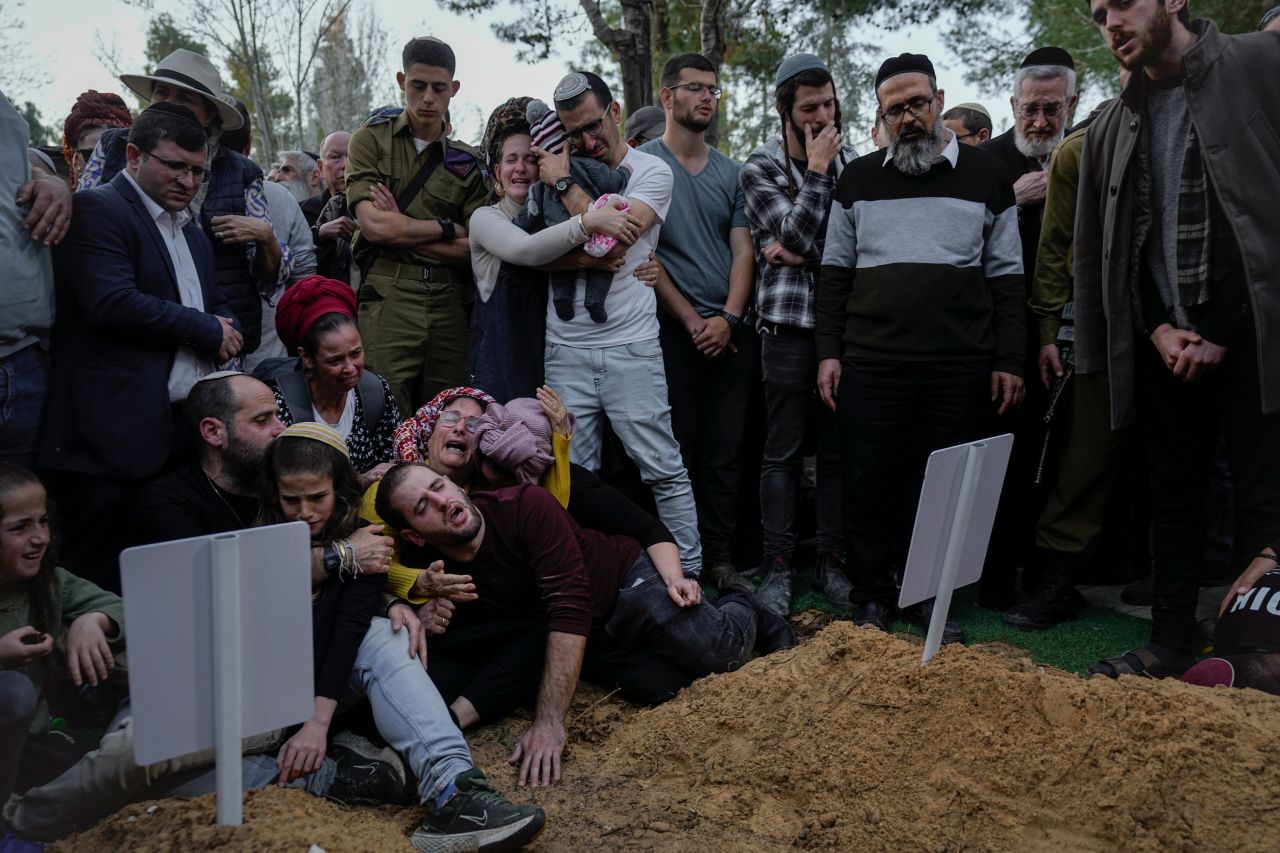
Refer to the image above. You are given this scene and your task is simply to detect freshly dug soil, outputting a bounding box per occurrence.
[57,623,1280,851]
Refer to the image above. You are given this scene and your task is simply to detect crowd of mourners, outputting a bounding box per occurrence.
[2,0,1279,849]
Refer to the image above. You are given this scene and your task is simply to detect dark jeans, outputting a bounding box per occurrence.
[0,344,49,471]
[427,617,547,725]
[758,326,842,558]
[585,554,757,703]
[1139,331,1280,653]
[837,358,991,606]
[659,312,761,566]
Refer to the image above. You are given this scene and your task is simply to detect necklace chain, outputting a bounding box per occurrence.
[205,472,249,528]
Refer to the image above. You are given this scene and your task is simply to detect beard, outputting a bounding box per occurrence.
[279,178,312,204]
[427,492,483,546]
[223,427,269,492]
[1118,3,1174,71]
[887,119,946,176]
[1014,124,1064,160]
[674,105,713,134]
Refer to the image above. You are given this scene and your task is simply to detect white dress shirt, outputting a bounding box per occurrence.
[123,170,212,402]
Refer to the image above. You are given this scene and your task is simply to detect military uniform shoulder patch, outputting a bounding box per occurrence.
[362,105,404,128]
[444,145,480,178]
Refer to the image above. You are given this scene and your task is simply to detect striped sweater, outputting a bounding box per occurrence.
[816,136,1026,376]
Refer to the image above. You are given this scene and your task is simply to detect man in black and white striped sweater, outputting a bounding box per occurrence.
[815,53,1025,641]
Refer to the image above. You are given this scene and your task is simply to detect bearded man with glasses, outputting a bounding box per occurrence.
[816,53,1025,641]
[532,71,704,582]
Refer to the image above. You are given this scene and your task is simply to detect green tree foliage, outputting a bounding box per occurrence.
[437,0,887,158]
[19,101,56,147]
[881,0,1277,99]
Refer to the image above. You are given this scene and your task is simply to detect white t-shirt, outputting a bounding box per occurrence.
[544,145,672,348]
[313,388,356,440]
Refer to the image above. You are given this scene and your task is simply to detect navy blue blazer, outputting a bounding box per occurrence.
[39,172,236,478]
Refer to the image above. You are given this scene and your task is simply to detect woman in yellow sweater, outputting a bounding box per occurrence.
[361,385,572,603]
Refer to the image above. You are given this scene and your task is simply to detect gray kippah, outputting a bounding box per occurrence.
[625,105,665,142]
[554,72,591,103]
[773,53,829,90]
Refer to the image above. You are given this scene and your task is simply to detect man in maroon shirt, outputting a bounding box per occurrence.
[376,462,792,787]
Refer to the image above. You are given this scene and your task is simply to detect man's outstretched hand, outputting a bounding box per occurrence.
[507,719,565,787]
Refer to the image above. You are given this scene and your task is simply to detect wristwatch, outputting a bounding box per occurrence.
[439,217,456,241]
[719,310,744,331]
[554,175,579,195]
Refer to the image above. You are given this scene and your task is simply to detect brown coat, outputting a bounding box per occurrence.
[1074,20,1280,427]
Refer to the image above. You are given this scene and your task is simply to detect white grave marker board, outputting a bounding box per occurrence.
[898,434,1014,662]
[120,522,314,765]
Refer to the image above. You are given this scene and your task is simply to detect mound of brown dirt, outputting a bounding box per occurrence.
[56,623,1280,852]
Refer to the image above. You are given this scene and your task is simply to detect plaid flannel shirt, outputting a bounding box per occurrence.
[741,137,856,329]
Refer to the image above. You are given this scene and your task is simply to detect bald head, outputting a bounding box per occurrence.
[320,131,352,194]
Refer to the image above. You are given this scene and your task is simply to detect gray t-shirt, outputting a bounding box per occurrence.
[0,92,55,358]
[640,140,749,317]
[1144,82,1192,325]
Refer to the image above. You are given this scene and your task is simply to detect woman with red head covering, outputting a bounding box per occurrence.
[61,91,132,187]
[269,275,400,482]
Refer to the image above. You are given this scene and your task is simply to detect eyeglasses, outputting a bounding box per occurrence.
[668,82,723,100]
[565,110,611,144]
[76,147,96,161]
[437,410,481,430]
[880,96,935,124]
[1017,102,1065,119]
[954,132,976,141]
[144,151,208,180]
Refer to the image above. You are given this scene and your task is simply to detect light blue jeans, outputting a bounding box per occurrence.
[4,620,473,840]
[347,616,474,802]
[544,337,703,575]
[161,618,474,804]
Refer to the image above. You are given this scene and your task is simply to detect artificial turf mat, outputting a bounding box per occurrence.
[787,577,1152,676]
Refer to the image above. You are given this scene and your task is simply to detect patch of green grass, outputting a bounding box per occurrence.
[764,575,1149,675]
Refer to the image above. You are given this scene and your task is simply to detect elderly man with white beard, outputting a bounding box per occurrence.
[974,47,1079,610]
[815,52,1025,641]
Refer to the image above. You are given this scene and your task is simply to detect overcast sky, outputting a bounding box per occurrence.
[8,0,1073,153]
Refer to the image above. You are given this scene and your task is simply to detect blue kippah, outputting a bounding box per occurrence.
[773,54,829,90]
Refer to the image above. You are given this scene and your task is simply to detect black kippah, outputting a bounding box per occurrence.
[1021,47,1074,70]
[142,101,204,129]
[875,53,936,89]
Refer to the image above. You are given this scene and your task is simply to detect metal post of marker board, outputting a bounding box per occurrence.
[211,533,243,826]
[120,521,313,832]
[921,443,986,665]
[897,433,1013,666]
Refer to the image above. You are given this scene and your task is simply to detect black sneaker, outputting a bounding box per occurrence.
[703,561,756,597]
[1001,573,1080,630]
[327,731,413,806]
[900,599,965,644]
[412,768,546,852]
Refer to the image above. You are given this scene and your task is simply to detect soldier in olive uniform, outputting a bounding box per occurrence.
[345,37,488,411]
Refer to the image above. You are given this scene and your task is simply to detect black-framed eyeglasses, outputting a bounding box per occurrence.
[144,151,208,180]
[437,410,481,430]
[565,110,611,144]
[954,132,976,141]
[668,82,723,100]
[1017,101,1065,119]
[76,147,96,161]
[881,96,935,124]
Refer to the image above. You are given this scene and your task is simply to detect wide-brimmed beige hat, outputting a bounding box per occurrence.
[120,49,243,131]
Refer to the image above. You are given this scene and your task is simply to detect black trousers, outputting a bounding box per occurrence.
[45,403,194,593]
[659,312,761,566]
[1139,327,1280,653]
[837,359,991,606]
